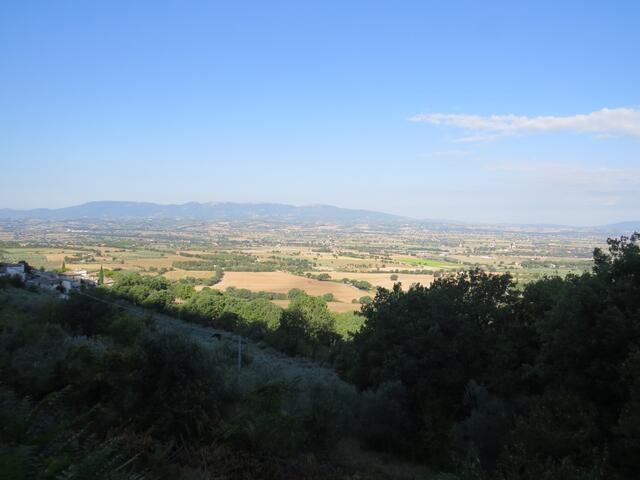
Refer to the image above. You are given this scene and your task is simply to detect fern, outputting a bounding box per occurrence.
[0,386,144,480]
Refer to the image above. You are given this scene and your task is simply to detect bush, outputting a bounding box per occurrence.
[0,274,25,289]
[358,381,412,454]
[358,295,373,305]
[115,332,231,443]
[108,314,145,345]
[287,288,306,300]
[53,292,115,336]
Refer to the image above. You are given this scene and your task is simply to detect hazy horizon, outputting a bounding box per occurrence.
[2,198,639,228]
[1,1,639,225]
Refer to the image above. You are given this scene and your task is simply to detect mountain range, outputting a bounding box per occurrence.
[0,201,638,235]
[0,201,405,224]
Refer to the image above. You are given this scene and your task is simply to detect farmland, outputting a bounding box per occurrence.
[397,256,459,268]
[211,271,366,309]
[0,213,636,480]
[0,216,608,311]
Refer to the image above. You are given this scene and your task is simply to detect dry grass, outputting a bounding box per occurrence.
[125,256,178,269]
[326,301,361,312]
[271,299,290,309]
[43,252,72,262]
[211,271,364,304]
[163,269,215,280]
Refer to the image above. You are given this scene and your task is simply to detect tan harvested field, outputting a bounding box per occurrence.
[124,256,179,269]
[329,272,434,290]
[211,271,366,304]
[163,269,214,280]
[325,258,379,269]
[326,301,361,312]
[43,252,73,262]
[271,300,290,309]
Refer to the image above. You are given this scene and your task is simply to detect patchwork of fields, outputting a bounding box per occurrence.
[1,219,599,313]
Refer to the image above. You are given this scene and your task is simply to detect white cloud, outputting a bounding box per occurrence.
[410,107,640,140]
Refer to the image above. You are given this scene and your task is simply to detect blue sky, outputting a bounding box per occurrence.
[1,1,638,225]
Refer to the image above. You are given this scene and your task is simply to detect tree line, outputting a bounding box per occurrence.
[335,234,640,479]
[174,251,313,273]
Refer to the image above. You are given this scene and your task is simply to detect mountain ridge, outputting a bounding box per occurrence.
[0,201,407,224]
[0,201,638,234]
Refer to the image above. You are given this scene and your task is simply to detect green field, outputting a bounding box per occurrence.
[0,248,58,269]
[118,249,167,258]
[398,257,459,268]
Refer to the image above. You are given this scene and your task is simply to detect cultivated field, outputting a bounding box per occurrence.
[1,217,604,313]
[163,269,216,280]
[1,247,90,270]
[396,257,459,268]
[211,271,367,304]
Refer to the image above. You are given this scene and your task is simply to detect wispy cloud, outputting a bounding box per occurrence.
[410,107,640,141]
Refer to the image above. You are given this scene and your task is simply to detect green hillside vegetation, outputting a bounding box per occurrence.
[105,271,361,358]
[0,287,367,479]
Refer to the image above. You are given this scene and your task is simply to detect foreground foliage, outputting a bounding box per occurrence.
[0,288,365,479]
[340,234,640,479]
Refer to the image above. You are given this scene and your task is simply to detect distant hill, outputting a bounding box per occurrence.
[0,201,638,235]
[589,221,640,236]
[0,201,407,224]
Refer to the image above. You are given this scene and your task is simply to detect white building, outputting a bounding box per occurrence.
[59,270,97,290]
